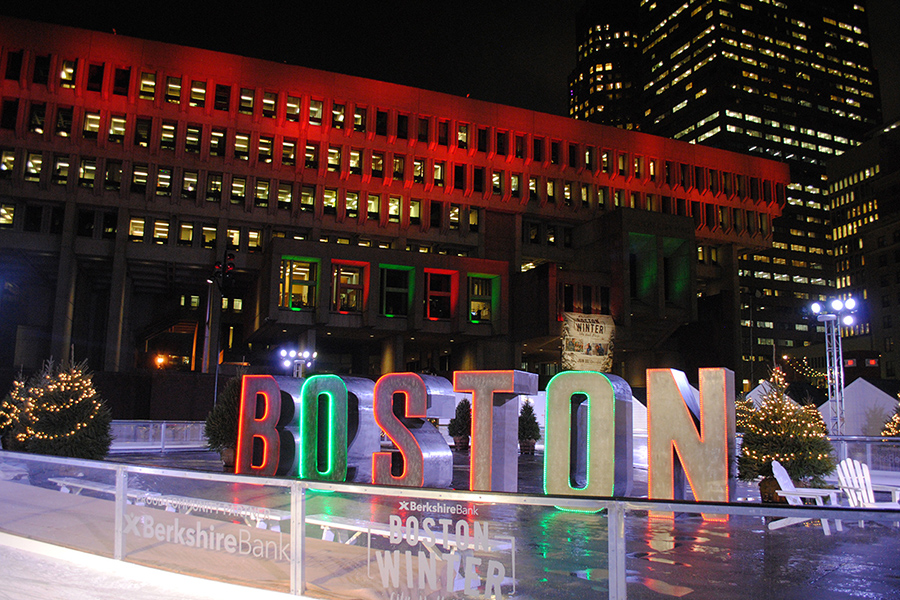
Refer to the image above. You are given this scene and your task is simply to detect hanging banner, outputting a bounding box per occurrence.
[562,313,615,372]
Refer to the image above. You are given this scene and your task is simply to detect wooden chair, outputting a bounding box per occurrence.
[769,460,842,535]
[836,458,900,527]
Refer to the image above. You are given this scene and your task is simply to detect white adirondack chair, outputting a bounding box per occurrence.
[836,458,900,527]
[769,460,842,535]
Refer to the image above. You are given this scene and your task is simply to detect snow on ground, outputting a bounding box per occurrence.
[0,533,298,600]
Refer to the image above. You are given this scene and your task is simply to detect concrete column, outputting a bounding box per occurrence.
[103,209,131,371]
[380,335,404,375]
[50,201,78,362]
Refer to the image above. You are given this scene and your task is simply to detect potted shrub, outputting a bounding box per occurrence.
[448,398,471,452]
[205,375,243,471]
[738,369,835,502]
[518,400,541,455]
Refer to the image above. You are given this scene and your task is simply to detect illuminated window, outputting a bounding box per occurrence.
[372,152,384,178]
[280,258,318,310]
[309,99,323,125]
[226,228,240,249]
[286,95,300,121]
[185,125,201,153]
[55,106,73,137]
[248,229,262,251]
[234,133,250,160]
[82,111,100,140]
[128,217,145,242]
[305,143,319,169]
[492,171,502,195]
[28,103,45,134]
[457,123,468,149]
[426,271,453,319]
[332,264,364,312]
[210,128,225,156]
[354,106,366,132]
[449,203,460,230]
[511,174,521,198]
[262,92,277,118]
[255,179,269,208]
[282,139,296,166]
[258,136,273,163]
[469,277,494,322]
[393,155,405,179]
[346,191,359,219]
[367,194,380,220]
[108,115,126,144]
[206,172,223,202]
[153,220,169,244]
[60,60,77,89]
[277,182,292,210]
[469,207,479,232]
[327,146,341,171]
[156,167,172,196]
[0,203,13,228]
[381,267,411,317]
[409,199,421,225]
[388,196,401,223]
[434,161,444,186]
[79,157,95,188]
[160,121,176,150]
[200,225,216,248]
[323,188,337,215]
[230,176,246,204]
[332,103,345,129]
[413,159,425,183]
[239,88,254,114]
[300,185,315,212]
[181,170,198,199]
[189,80,206,107]
[52,154,68,185]
[165,76,181,103]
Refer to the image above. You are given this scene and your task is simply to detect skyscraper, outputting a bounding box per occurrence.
[570,0,882,388]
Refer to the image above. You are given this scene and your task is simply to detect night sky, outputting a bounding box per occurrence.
[2,0,898,121]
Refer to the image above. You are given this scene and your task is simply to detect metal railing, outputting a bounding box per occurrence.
[109,420,207,453]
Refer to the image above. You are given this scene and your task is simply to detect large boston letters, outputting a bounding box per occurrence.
[236,368,735,503]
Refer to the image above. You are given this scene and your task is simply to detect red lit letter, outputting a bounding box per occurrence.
[235,375,283,476]
[372,373,427,487]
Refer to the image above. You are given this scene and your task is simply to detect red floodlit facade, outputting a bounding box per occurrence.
[0,17,788,410]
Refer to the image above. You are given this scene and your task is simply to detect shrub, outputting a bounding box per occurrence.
[205,375,243,453]
[447,398,471,438]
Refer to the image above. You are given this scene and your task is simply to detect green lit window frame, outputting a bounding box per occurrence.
[379,264,414,318]
[468,274,498,323]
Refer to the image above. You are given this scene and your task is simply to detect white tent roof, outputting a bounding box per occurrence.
[819,378,899,436]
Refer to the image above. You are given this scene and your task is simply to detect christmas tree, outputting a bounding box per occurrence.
[1,360,112,459]
[518,401,541,442]
[205,375,243,453]
[738,368,835,485]
[881,395,900,437]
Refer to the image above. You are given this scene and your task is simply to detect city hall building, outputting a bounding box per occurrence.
[0,17,789,409]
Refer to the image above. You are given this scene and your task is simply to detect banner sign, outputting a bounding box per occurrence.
[562,313,615,372]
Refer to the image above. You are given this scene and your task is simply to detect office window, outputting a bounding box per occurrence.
[210,128,226,156]
[323,188,337,215]
[160,121,177,150]
[497,131,511,156]
[469,208,479,233]
[430,201,442,229]
[454,164,466,190]
[156,167,172,196]
[32,54,50,85]
[282,139,296,167]
[438,121,449,146]
[238,88,255,115]
[367,194,381,220]
[372,152,384,178]
[0,99,17,131]
[258,136,273,163]
[332,103,345,129]
[413,159,425,184]
[226,228,240,250]
[492,171,502,195]
[277,182,292,210]
[457,123,468,149]
[354,106,366,132]
[473,167,484,193]
[165,76,181,103]
[214,84,230,111]
[108,115,126,143]
[181,170,198,199]
[426,271,453,320]
[23,152,41,182]
[185,125,201,153]
[178,222,193,247]
[348,149,362,175]
[397,114,409,139]
[393,155,405,179]
[0,203,13,228]
[280,258,318,310]
[206,172,223,202]
[569,144,578,168]
[346,191,359,219]
[189,80,206,107]
[388,196,401,223]
[449,204,460,230]
[86,63,104,92]
[262,91,277,118]
[0,149,14,179]
[234,133,250,160]
[511,174,521,198]
[300,185,315,212]
[327,146,341,171]
[533,137,543,162]
[231,176,246,204]
[376,110,388,136]
[55,106,73,137]
[60,60,77,88]
[477,128,488,152]
[332,264,364,312]
[305,143,319,169]
[152,220,169,244]
[28,103,45,134]
[286,95,300,121]
[138,72,155,99]
[128,218,145,242]
[381,267,411,317]
[418,117,429,142]
[201,226,216,248]
[255,179,270,208]
[469,277,493,322]
[104,160,122,190]
[515,135,525,159]
[79,158,96,188]
[131,117,150,148]
[434,161,444,186]
[110,67,130,96]
[82,111,100,140]
[309,99,323,125]
[52,154,69,185]
[409,199,421,225]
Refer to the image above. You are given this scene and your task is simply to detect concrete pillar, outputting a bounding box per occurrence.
[380,335,404,375]
[103,209,130,371]
[50,201,77,362]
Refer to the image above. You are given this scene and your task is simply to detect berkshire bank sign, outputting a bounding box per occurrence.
[235,367,737,504]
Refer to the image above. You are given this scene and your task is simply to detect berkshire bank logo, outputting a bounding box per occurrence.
[397,500,479,516]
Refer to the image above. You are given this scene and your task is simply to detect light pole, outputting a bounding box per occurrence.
[811,297,858,435]
[279,347,317,378]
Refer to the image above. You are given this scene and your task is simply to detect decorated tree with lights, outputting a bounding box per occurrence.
[738,368,835,486]
[881,396,900,437]
[1,360,112,459]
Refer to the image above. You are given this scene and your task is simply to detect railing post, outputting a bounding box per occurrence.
[114,467,127,560]
[291,481,306,595]
[607,502,627,600]
[160,422,167,453]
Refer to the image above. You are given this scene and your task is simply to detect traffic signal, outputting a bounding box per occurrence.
[224,253,235,281]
